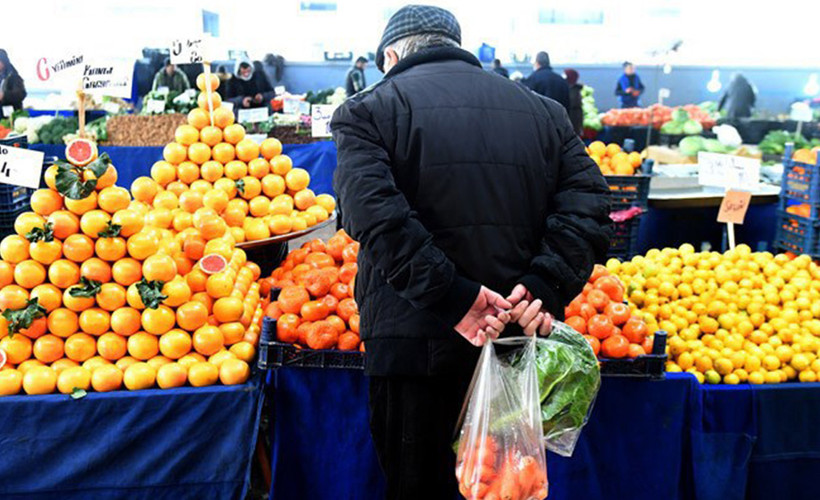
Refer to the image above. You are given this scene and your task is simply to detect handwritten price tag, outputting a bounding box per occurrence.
[82,59,134,98]
[238,107,269,124]
[0,145,45,189]
[282,98,301,115]
[717,190,752,224]
[170,37,206,64]
[698,152,760,190]
[311,104,338,138]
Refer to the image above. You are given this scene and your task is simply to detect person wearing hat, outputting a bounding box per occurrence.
[331,5,610,498]
[523,51,570,112]
[345,56,369,97]
[151,58,190,93]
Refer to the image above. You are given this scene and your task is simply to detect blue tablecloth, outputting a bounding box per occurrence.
[0,378,264,499]
[29,141,337,196]
[266,369,820,500]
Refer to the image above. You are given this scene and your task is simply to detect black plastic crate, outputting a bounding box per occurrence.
[0,137,34,237]
[258,316,364,370]
[599,331,667,379]
[606,175,651,212]
[773,210,820,257]
[244,242,288,278]
[608,214,642,261]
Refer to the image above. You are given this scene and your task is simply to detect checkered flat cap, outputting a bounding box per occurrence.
[376,5,461,71]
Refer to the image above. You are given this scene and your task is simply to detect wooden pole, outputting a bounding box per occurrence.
[77,83,86,139]
[203,61,215,127]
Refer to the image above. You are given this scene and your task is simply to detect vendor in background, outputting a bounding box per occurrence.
[345,57,368,97]
[564,68,584,136]
[615,61,644,108]
[492,59,509,78]
[719,73,756,119]
[226,61,268,109]
[0,49,26,118]
[523,51,570,112]
[152,59,191,93]
[215,65,232,99]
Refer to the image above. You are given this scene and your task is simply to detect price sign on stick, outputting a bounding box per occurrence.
[0,145,45,189]
[311,104,338,138]
[717,190,751,225]
[81,59,133,98]
[238,107,269,124]
[169,37,207,64]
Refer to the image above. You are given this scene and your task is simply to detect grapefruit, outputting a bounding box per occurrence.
[65,138,98,167]
[199,254,227,275]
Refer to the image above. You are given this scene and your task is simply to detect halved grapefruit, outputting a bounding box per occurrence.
[65,138,98,167]
[199,254,227,275]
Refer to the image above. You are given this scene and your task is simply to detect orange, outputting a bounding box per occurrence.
[44,164,59,190]
[227,198,249,214]
[193,325,224,356]
[306,205,329,223]
[222,124,245,144]
[96,283,127,312]
[219,358,250,385]
[62,285,95,312]
[131,177,159,203]
[178,352,206,369]
[187,142,211,165]
[112,209,144,237]
[32,334,63,363]
[0,335,32,364]
[127,332,159,360]
[199,125,223,147]
[0,369,22,395]
[235,139,260,162]
[269,214,293,235]
[152,191,179,211]
[606,143,622,157]
[90,364,123,392]
[96,332,127,361]
[127,232,160,260]
[146,355,171,370]
[0,284,29,310]
[97,186,131,214]
[175,124,200,146]
[294,189,316,211]
[64,192,97,216]
[83,356,112,373]
[145,208,173,229]
[95,236,126,262]
[187,107,210,129]
[203,189,230,214]
[50,358,79,374]
[237,176,261,200]
[30,284,62,312]
[270,194,294,216]
[163,142,188,164]
[225,160,248,180]
[271,155,292,176]
[178,190,203,214]
[151,160,177,186]
[190,179,213,194]
[197,216,227,241]
[0,234,30,264]
[206,272,233,298]
[198,91,222,110]
[219,322,245,345]
[260,138,283,160]
[243,219,270,241]
[87,165,118,190]
[315,194,336,213]
[14,260,46,289]
[162,279,192,307]
[229,341,255,363]
[201,161,225,183]
[48,260,80,289]
[141,305,176,335]
[61,234,94,262]
[22,365,57,394]
[47,211,80,240]
[0,261,12,288]
[212,142,236,164]
[214,178,238,198]
[213,297,244,323]
[208,349,237,368]
[186,267,209,294]
[31,188,64,216]
[110,307,141,337]
[188,361,219,387]
[123,362,156,390]
[48,309,80,338]
[14,212,45,237]
[112,258,143,287]
[80,257,112,283]
[56,366,91,394]
[159,329,192,359]
[249,197,270,218]
[248,158,270,178]
[261,174,286,198]
[156,362,188,389]
[142,254,177,282]
[212,107,235,128]
[64,332,97,362]
[79,308,111,336]
[172,211,194,232]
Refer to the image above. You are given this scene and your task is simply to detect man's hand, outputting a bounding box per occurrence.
[625,87,634,93]
[242,96,252,108]
[506,284,553,337]
[253,93,263,103]
[0,91,4,101]
[455,286,512,346]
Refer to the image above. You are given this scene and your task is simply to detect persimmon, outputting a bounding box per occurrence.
[588,263,609,283]
[330,283,350,300]
[586,289,610,312]
[338,263,357,285]
[628,344,646,358]
[349,314,360,334]
[301,300,329,322]
[296,321,313,345]
[604,302,631,327]
[265,301,283,319]
[601,334,629,358]
[565,315,587,335]
[594,276,624,303]
[583,335,601,356]
[338,332,360,351]
[305,252,335,269]
[306,320,339,350]
[342,243,359,263]
[587,314,614,340]
[337,298,358,323]
[276,313,300,343]
[278,286,310,314]
[326,234,347,262]
[322,294,339,313]
[623,317,648,344]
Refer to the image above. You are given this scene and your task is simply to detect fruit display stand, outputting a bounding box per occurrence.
[0,375,264,498]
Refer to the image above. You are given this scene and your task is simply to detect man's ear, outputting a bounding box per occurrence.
[383,48,399,72]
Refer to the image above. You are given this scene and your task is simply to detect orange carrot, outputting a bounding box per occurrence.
[518,456,538,495]
[499,460,520,500]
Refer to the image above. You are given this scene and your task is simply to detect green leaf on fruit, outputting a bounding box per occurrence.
[26,222,55,243]
[68,277,103,298]
[2,298,46,337]
[136,278,167,309]
[97,222,122,238]
[70,388,87,399]
[234,178,245,195]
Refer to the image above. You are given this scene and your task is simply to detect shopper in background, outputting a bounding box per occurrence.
[226,61,267,109]
[151,59,190,93]
[0,49,27,118]
[719,73,756,119]
[492,58,509,78]
[523,51,570,111]
[215,65,232,99]
[615,61,644,108]
[252,60,274,95]
[564,68,584,135]
[331,5,611,499]
[261,53,285,88]
[345,56,369,97]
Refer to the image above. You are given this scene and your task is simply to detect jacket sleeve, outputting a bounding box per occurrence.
[152,72,161,91]
[519,105,612,318]
[331,98,481,327]
[179,71,191,90]
[614,76,625,96]
[635,75,645,92]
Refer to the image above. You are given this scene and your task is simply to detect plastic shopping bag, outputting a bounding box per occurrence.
[455,337,548,500]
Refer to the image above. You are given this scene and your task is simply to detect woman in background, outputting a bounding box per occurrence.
[564,68,584,136]
[0,49,26,119]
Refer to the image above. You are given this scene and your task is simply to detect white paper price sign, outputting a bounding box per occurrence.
[169,37,207,64]
[0,145,45,189]
[698,152,760,190]
[34,53,85,86]
[238,107,269,124]
[81,59,134,98]
[1,106,13,118]
[144,99,166,114]
[311,104,338,138]
[274,85,286,96]
[791,102,813,122]
[283,98,301,115]
[298,101,312,116]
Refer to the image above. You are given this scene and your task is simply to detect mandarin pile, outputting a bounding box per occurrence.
[586,141,642,176]
[610,244,820,384]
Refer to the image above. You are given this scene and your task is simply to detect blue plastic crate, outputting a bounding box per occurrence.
[606,174,651,212]
[608,214,642,261]
[779,144,820,218]
[773,210,820,257]
[0,136,34,237]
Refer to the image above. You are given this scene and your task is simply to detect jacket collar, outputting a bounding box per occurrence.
[383,46,481,80]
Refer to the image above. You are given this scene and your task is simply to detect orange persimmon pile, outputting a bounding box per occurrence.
[262,230,361,351]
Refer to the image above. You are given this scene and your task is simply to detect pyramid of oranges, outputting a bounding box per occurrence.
[0,72,315,396]
[147,72,336,243]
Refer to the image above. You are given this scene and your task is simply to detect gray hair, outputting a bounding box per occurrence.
[385,32,458,60]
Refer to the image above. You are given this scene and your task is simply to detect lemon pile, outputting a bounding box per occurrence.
[609,244,820,384]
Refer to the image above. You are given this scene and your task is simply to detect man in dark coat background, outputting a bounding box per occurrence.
[331,5,611,499]
[523,51,570,111]
[719,73,756,119]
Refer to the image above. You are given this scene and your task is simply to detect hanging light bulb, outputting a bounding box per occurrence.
[707,70,722,93]
[805,74,820,96]
[663,63,672,74]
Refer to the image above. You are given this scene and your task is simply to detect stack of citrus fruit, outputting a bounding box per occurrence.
[609,244,820,384]
[586,141,642,176]
[564,264,654,360]
[261,231,362,351]
[144,72,336,244]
